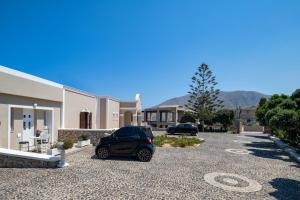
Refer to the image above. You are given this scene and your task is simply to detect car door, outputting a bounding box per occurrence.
[176,124,184,134]
[184,124,192,134]
[110,127,140,155]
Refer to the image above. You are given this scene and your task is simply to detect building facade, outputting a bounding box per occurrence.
[143,105,186,129]
[235,106,264,132]
[0,66,142,150]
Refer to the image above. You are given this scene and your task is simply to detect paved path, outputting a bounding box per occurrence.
[0,132,299,199]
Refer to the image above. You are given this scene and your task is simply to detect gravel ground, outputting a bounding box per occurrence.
[0,132,299,200]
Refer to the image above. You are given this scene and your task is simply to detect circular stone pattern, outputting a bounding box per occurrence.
[204,172,262,193]
[225,149,252,155]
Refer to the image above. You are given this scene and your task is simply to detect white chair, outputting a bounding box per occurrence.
[39,132,50,154]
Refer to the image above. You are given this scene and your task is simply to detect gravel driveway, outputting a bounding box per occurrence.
[0,132,299,199]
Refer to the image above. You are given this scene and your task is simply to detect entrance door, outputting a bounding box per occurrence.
[22,109,34,146]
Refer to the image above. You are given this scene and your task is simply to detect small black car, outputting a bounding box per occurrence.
[166,123,198,136]
[95,126,155,162]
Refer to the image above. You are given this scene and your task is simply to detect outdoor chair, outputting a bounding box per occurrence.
[19,141,29,151]
[38,132,50,154]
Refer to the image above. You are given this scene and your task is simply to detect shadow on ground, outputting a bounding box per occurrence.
[91,155,138,162]
[245,142,294,163]
[245,134,270,140]
[269,178,300,200]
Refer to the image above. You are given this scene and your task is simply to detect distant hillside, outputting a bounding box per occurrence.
[157,91,270,109]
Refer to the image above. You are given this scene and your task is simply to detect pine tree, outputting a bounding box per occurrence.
[186,63,224,127]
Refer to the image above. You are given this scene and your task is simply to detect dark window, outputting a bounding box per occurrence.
[184,124,192,127]
[115,127,130,137]
[140,127,153,138]
[177,124,185,128]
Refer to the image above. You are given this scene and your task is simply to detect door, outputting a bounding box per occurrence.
[110,127,140,155]
[176,124,185,134]
[22,109,34,146]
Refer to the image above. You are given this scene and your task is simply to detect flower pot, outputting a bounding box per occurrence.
[47,148,61,156]
[77,139,91,148]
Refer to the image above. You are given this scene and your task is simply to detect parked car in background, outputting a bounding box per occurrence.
[167,123,198,136]
[95,126,155,162]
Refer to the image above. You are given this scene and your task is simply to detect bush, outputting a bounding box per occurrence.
[273,129,287,140]
[269,109,299,132]
[62,139,74,150]
[78,135,88,141]
[153,135,203,147]
[212,109,234,131]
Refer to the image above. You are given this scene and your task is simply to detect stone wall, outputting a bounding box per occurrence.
[0,155,59,168]
[58,129,116,146]
[243,124,264,132]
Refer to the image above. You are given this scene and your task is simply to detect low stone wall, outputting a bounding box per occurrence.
[58,129,116,146]
[0,155,59,168]
[243,124,264,132]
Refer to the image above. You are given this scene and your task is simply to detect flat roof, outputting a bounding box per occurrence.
[0,65,63,88]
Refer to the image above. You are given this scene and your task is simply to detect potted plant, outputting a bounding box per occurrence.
[47,143,61,156]
[57,139,74,168]
[77,135,90,147]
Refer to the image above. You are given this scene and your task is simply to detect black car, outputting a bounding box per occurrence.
[95,126,155,162]
[166,123,198,136]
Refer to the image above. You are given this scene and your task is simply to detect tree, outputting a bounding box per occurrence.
[278,99,297,110]
[256,98,268,126]
[269,109,299,141]
[186,63,224,129]
[213,109,234,131]
[255,90,300,144]
[180,112,196,123]
[265,94,289,110]
[291,89,300,108]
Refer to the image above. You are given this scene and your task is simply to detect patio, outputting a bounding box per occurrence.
[0,132,299,199]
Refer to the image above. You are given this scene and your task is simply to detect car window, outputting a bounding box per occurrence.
[141,127,153,138]
[115,127,140,137]
[184,124,192,128]
[115,127,130,137]
[177,124,185,128]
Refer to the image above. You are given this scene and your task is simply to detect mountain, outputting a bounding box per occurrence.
[156,91,270,109]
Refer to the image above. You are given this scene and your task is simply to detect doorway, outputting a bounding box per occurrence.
[22,109,34,146]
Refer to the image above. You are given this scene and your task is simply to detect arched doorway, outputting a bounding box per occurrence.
[124,111,133,126]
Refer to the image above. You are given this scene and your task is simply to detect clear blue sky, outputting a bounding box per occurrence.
[1,0,299,107]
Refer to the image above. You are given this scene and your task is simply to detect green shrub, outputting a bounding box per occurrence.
[153,135,203,147]
[273,129,287,140]
[62,139,74,150]
[78,135,88,141]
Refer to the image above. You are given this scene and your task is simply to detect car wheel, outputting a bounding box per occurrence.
[169,130,175,135]
[191,131,197,136]
[137,148,152,162]
[96,147,110,159]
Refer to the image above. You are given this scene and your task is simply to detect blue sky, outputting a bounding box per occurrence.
[0,0,299,107]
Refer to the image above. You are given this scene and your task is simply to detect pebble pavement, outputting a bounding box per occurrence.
[0,132,299,199]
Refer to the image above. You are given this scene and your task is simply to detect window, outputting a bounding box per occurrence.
[160,112,167,122]
[146,112,157,122]
[115,127,138,137]
[10,108,14,132]
[177,124,185,128]
[146,112,151,121]
[184,124,192,128]
[80,112,92,129]
[44,111,47,126]
[167,112,173,122]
